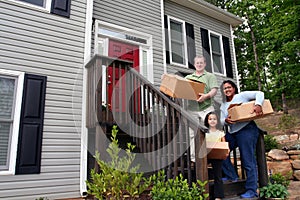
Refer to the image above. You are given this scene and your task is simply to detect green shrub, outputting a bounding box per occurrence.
[264,134,279,152]
[150,170,209,200]
[86,125,151,200]
[259,183,288,199]
[270,172,291,188]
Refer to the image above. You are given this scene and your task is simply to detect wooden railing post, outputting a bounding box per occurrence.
[256,129,268,187]
[195,128,208,190]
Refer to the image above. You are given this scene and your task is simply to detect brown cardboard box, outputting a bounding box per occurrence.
[159,74,205,100]
[206,142,229,160]
[228,99,274,122]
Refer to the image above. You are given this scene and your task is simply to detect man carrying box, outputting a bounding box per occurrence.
[185,55,219,163]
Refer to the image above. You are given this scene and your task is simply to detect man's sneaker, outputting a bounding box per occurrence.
[240,191,258,199]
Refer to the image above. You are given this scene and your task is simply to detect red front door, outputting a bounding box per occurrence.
[107,40,140,112]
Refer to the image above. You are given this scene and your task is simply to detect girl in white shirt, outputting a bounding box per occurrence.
[204,112,225,200]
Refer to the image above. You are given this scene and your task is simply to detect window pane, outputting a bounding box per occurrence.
[0,122,11,167]
[212,54,223,74]
[0,76,15,169]
[171,42,184,64]
[211,35,221,53]
[0,77,15,119]
[17,0,45,7]
[170,21,183,42]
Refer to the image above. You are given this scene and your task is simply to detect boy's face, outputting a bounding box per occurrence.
[194,58,206,72]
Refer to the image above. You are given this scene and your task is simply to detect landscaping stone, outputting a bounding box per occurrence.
[288,181,300,200]
[294,170,300,181]
[288,150,300,155]
[268,149,289,160]
[290,155,300,160]
[267,160,293,177]
[292,160,300,169]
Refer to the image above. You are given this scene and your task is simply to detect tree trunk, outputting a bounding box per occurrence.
[278,67,288,114]
[247,14,262,91]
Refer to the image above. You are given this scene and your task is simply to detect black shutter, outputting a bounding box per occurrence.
[222,36,233,78]
[51,0,71,18]
[200,28,212,72]
[16,74,47,174]
[185,22,196,69]
[164,15,170,64]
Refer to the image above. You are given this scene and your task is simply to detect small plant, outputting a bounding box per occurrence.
[264,134,279,152]
[86,125,151,200]
[150,170,208,200]
[269,172,291,188]
[260,172,290,199]
[259,183,288,199]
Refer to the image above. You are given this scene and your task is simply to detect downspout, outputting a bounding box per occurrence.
[230,25,240,91]
[80,0,93,196]
[161,0,167,74]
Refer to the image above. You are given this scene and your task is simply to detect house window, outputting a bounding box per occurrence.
[209,31,225,75]
[167,16,188,67]
[0,70,24,174]
[17,0,45,7]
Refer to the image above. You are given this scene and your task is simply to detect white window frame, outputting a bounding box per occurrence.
[0,69,24,175]
[208,30,226,76]
[167,16,188,68]
[6,0,52,12]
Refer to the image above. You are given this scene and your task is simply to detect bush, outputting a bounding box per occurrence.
[86,125,151,200]
[270,172,291,188]
[150,170,209,200]
[264,134,279,152]
[259,183,288,199]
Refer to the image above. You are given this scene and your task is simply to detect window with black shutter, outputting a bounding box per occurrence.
[201,28,233,77]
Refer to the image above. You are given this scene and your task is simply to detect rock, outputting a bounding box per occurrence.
[290,155,300,160]
[289,144,300,150]
[292,160,300,170]
[287,150,300,155]
[267,160,293,177]
[288,181,300,200]
[274,134,290,144]
[293,170,300,181]
[268,149,289,160]
[290,134,299,140]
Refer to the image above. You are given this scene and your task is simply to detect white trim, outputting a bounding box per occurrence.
[167,16,189,68]
[2,0,51,12]
[208,30,226,76]
[0,69,24,176]
[161,0,167,74]
[230,25,240,90]
[80,0,93,196]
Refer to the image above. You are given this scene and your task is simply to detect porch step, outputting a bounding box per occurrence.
[209,179,247,199]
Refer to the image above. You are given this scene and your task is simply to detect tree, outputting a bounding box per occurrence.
[205,0,300,112]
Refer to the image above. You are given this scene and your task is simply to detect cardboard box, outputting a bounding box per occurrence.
[159,74,205,100]
[228,99,274,122]
[206,142,229,160]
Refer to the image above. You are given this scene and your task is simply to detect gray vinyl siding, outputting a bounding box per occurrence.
[0,0,86,199]
[93,0,164,85]
[164,0,238,104]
